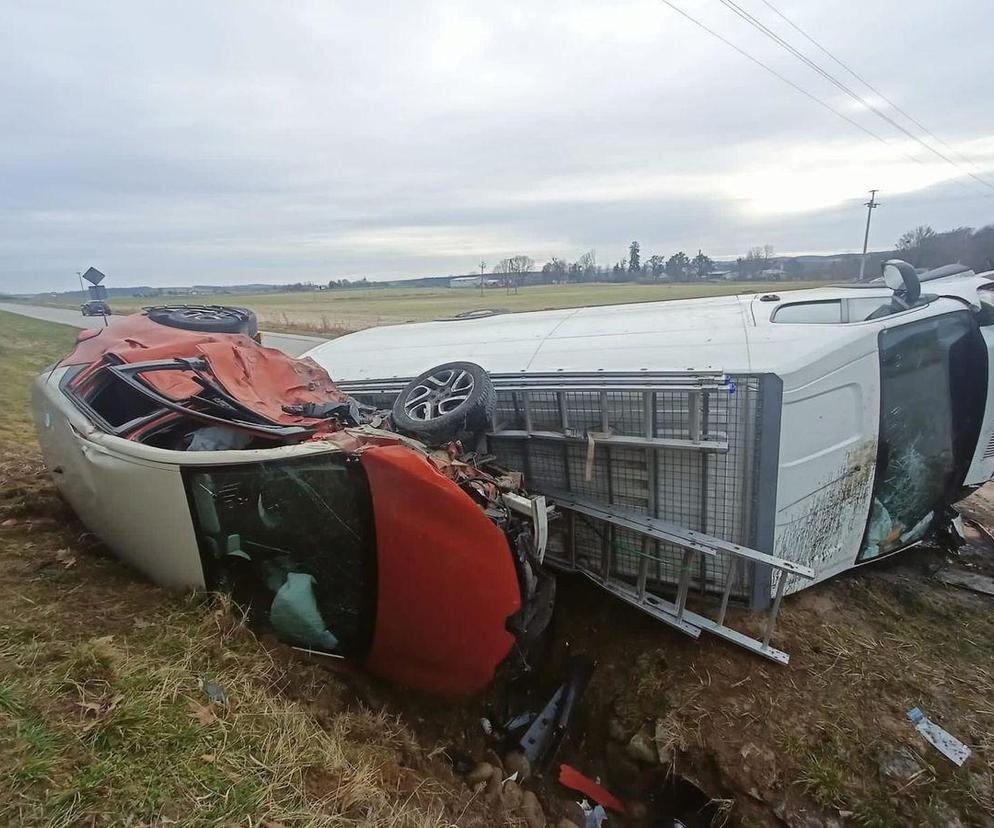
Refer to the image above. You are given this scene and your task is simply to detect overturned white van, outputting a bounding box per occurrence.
[306,261,994,663]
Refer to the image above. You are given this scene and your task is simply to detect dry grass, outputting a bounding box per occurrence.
[0,591,463,826]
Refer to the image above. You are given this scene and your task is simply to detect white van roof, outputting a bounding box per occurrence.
[305,271,993,382]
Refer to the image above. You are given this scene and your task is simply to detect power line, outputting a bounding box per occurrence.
[756,0,994,185]
[715,0,994,195]
[655,0,926,166]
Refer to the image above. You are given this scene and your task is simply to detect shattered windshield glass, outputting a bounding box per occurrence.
[861,312,983,560]
[185,453,376,655]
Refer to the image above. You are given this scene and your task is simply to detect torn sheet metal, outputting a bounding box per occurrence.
[935,567,994,597]
[61,313,351,430]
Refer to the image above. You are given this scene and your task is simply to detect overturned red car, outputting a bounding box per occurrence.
[32,306,553,694]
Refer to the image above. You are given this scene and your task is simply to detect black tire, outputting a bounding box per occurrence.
[391,361,496,445]
[144,305,258,337]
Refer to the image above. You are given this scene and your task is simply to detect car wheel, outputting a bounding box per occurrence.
[391,361,496,444]
[144,305,258,336]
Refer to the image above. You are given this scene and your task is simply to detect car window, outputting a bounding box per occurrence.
[78,370,164,429]
[771,300,842,323]
[845,296,894,321]
[185,454,376,656]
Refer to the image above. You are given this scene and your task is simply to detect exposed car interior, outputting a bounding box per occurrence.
[186,455,377,657]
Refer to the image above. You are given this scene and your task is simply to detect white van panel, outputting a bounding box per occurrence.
[773,352,879,592]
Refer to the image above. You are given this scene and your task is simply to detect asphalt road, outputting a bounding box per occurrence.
[0,302,323,357]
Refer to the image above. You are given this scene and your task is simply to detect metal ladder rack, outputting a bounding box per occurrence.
[546,492,813,664]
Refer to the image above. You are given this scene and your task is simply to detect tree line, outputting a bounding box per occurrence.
[896,224,994,272]
[494,242,773,287]
[490,244,726,288]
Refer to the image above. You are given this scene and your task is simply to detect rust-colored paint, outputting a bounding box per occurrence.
[62,314,347,428]
[360,445,521,694]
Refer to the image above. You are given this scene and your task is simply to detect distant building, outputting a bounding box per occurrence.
[758,266,786,281]
[449,275,500,288]
[450,276,481,288]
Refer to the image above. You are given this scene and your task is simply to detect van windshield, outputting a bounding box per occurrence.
[185,454,376,655]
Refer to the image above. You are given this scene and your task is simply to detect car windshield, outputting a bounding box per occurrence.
[185,453,376,655]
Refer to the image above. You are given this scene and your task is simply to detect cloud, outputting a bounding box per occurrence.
[1,0,992,291]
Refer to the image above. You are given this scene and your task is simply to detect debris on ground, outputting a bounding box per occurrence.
[518,655,595,768]
[558,764,626,814]
[935,566,994,596]
[907,707,972,766]
[877,745,926,783]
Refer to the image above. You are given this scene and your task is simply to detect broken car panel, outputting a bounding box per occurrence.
[33,309,551,694]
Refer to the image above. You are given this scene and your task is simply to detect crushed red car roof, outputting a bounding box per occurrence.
[63,314,349,428]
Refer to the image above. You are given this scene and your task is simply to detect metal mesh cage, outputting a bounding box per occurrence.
[487,375,764,602]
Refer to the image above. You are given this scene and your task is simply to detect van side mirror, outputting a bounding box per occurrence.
[882,259,920,306]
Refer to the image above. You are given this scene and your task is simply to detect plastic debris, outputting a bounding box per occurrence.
[907,707,971,766]
[579,801,607,828]
[559,764,626,814]
[199,677,227,705]
[270,572,339,651]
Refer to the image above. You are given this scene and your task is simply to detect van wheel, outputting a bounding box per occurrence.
[145,305,258,337]
[391,361,496,445]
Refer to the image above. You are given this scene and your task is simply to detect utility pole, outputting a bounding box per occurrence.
[479,260,486,298]
[858,189,880,281]
[76,270,85,297]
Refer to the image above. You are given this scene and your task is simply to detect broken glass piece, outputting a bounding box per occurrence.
[862,498,893,560]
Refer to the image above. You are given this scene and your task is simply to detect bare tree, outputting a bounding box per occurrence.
[897,225,937,266]
[493,258,511,292]
[692,250,713,280]
[542,257,568,283]
[576,249,596,282]
[496,255,533,294]
[645,254,666,280]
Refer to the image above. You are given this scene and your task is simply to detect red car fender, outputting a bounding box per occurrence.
[359,445,521,694]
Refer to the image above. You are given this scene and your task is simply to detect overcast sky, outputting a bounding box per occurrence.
[2,0,992,292]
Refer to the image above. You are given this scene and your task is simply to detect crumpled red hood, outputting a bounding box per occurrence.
[62,313,348,427]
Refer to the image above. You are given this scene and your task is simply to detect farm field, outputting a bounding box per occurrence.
[39,280,828,336]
